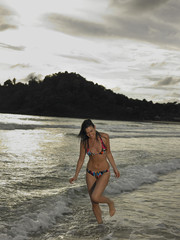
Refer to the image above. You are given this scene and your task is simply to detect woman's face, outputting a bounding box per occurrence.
[85,126,96,139]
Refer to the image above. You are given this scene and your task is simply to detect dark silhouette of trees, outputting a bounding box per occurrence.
[0,71,180,121]
[4,79,13,87]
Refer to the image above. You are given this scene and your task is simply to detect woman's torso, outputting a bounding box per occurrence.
[86,133,109,171]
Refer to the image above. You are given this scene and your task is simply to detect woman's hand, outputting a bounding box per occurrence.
[114,168,120,178]
[69,176,77,184]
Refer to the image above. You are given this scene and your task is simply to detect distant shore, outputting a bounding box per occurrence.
[1,111,180,125]
[0,71,180,122]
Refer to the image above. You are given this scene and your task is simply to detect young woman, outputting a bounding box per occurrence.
[69,119,120,224]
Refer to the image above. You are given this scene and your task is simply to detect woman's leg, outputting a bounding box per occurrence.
[86,173,103,224]
[91,172,115,217]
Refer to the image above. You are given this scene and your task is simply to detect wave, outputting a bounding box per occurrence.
[1,122,179,140]
[1,159,179,240]
[110,134,180,139]
[107,159,180,194]
[0,122,79,130]
[0,195,72,240]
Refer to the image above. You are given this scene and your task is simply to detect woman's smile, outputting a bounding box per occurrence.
[85,126,96,138]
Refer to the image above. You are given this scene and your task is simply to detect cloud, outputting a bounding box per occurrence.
[0,23,17,31]
[110,0,170,13]
[154,77,180,87]
[107,0,180,49]
[163,91,180,103]
[41,0,180,50]
[150,62,167,68]
[0,3,18,31]
[59,54,101,63]
[141,76,180,92]
[169,92,180,97]
[42,13,107,37]
[106,15,178,46]
[0,42,25,51]
[124,0,169,13]
[10,63,31,69]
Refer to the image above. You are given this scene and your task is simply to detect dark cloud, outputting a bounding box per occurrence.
[107,0,180,49]
[147,73,180,102]
[59,54,101,63]
[106,14,180,48]
[150,62,167,68]
[0,3,18,31]
[10,63,31,69]
[0,23,17,31]
[43,13,107,37]
[0,42,25,51]
[153,0,180,24]
[43,12,176,45]
[138,76,180,91]
[110,0,170,12]
[125,0,170,13]
[42,0,180,49]
[154,77,180,87]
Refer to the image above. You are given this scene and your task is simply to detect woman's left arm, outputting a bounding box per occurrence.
[105,134,120,178]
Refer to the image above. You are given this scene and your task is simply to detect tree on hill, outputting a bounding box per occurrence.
[0,71,180,121]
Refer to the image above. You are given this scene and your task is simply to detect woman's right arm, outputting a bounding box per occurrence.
[69,141,86,184]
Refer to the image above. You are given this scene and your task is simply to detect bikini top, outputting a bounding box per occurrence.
[86,136,107,156]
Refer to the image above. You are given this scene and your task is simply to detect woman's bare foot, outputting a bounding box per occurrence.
[108,200,115,217]
[98,221,103,224]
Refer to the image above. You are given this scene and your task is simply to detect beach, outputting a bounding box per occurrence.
[0,113,179,240]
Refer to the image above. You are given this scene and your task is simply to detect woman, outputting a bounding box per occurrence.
[69,119,120,224]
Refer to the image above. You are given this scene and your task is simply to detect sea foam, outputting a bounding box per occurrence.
[107,159,180,194]
[0,158,179,240]
[0,196,72,240]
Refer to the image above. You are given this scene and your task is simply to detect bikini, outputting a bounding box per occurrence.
[86,136,109,179]
[86,168,110,179]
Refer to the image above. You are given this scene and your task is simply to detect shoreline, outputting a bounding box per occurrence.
[0,111,180,125]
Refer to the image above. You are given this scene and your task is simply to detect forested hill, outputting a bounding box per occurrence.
[0,71,180,121]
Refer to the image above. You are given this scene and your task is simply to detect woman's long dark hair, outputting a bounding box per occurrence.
[78,119,100,149]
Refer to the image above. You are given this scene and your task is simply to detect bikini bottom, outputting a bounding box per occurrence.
[86,168,109,179]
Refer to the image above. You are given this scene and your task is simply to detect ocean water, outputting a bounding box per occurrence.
[0,113,179,240]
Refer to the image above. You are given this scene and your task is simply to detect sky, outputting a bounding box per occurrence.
[0,0,180,103]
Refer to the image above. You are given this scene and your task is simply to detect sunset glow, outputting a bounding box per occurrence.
[0,0,180,103]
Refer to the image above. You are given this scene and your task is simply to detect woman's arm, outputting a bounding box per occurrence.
[104,133,120,178]
[69,141,86,183]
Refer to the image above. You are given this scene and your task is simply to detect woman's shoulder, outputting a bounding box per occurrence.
[99,132,109,140]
